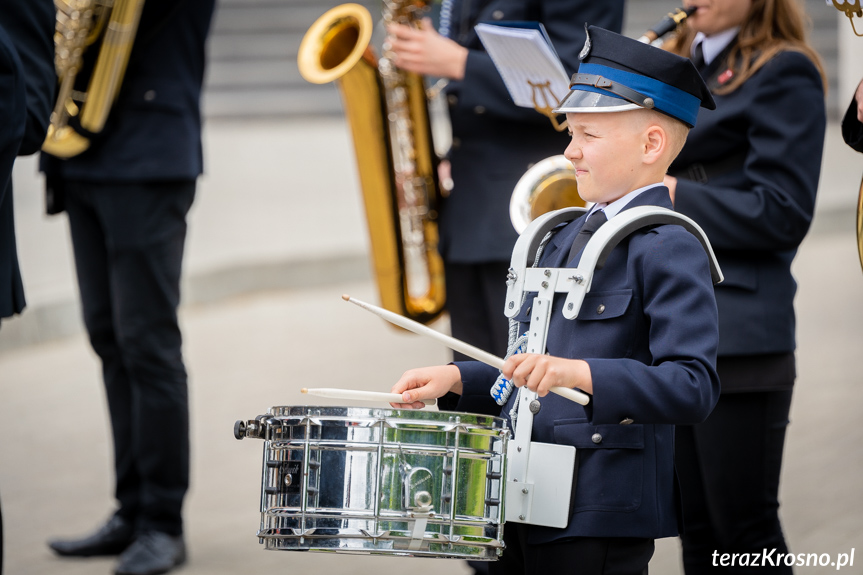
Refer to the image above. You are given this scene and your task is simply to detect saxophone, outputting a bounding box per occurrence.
[298,2,446,325]
[43,0,145,158]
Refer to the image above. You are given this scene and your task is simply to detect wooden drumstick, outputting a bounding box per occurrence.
[342,294,591,406]
[301,387,436,406]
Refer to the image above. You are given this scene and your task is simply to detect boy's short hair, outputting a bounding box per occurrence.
[641,108,691,163]
[554,26,714,128]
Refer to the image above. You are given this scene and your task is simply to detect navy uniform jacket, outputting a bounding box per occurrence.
[0,0,54,319]
[440,0,624,263]
[41,0,215,182]
[670,48,826,358]
[448,187,721,541]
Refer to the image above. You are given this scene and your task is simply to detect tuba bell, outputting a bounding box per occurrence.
[43,0,145,158]
[298,2,446,325]
[509,155,586,234]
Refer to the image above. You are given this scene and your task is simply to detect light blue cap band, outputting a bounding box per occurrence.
[569,62,701,126]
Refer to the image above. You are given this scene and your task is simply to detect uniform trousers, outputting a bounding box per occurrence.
[65,180,195,536]
[444,260,511,361]
[490,522,654,575]
[676,387,794,574]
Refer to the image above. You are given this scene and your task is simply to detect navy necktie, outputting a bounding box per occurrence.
[568,210,608,264]
[692,41,706,72]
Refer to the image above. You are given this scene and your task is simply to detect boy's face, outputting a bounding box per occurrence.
[564,111,648,205]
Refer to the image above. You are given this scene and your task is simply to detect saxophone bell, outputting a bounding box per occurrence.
[298,3,446,326]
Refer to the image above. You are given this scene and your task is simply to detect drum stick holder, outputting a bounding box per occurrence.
[501,206,722,528]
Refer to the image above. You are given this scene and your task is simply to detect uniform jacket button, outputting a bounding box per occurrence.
[620,418,634,425]
[596,303,606,314]
[591,433,602,444]
[492,10,504,19]
[474,105,486,114]
[447,94,458,106]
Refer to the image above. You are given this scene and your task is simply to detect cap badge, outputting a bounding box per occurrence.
[579,26,591,60]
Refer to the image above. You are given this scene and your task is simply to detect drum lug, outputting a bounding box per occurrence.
[402,467,435,511]
[234,418,264,440]
[359,529,391,541]
[233,420,248,439]
[234,415,278,440]
[434,533,463,544]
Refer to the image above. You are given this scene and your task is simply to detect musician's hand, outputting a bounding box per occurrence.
[385,18,468,80]
[856,79,863,123]
[391,364,463,409]
[438,159,453,197]
[663,174,678,205]
[503,354,593,397]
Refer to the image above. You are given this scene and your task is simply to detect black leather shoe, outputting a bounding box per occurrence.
[48,515,135,557]
[114,531,186,575]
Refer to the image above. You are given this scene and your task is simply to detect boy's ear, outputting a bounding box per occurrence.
[642,123,666,166]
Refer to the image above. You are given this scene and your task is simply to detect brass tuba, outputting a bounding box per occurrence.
[298,2,446,325]
[510,155,585,234]
[43,0,145,158]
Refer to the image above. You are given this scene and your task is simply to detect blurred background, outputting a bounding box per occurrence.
[1,1,861,574]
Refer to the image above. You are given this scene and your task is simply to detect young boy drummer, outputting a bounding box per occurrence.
[391,26,721,574]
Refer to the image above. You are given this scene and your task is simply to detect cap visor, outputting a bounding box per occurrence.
[553,90,642,115]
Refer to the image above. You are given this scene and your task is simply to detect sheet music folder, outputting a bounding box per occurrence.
[474,22,571,111]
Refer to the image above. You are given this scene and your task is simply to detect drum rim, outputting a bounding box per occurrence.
[265,405,508,431]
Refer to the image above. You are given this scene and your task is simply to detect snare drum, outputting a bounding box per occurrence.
[234,406,509,559]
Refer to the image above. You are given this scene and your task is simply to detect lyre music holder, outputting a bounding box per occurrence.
[528,80,568,132]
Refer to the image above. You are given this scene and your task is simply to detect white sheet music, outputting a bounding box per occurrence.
[475,23,571,109]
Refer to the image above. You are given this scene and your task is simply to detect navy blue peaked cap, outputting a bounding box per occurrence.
[554,26,715,127]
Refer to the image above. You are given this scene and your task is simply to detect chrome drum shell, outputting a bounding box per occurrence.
[244,406,509,560]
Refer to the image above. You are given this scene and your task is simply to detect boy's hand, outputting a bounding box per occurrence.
[504,354,593,396]
[390,364,463,409]
[385,18,468,80]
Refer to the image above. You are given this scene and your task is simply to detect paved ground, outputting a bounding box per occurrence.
[2,220,862,574]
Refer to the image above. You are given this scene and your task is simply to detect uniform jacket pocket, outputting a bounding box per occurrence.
[578,290,633,320]
[553,419,644,512]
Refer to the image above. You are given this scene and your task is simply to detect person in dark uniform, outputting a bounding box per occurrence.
[0,2,55,573]
[385,0,624,361]
[661,1,827,572]
[0,0,55,327]
[842,78,863,153]
[40,1,215,574]
[389,27,722,575]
